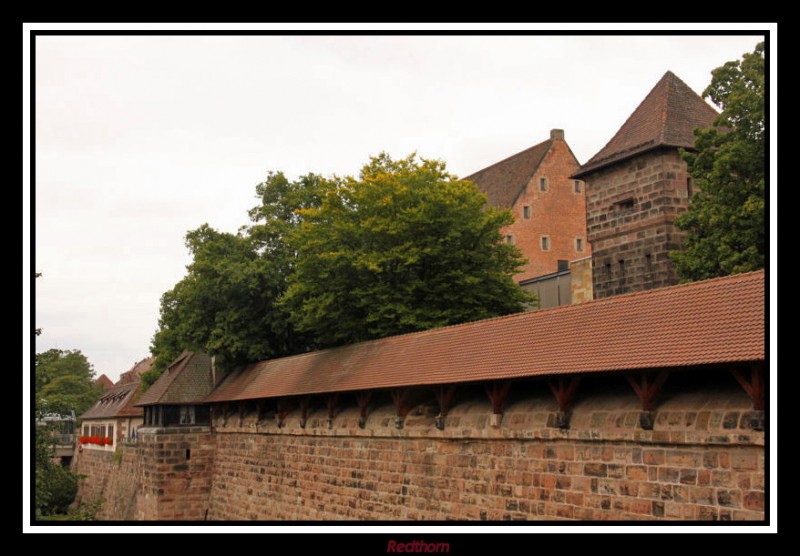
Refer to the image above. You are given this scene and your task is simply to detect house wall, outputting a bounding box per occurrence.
[75,373,765,521]
[583,149,692,299]
[504,135,591,282]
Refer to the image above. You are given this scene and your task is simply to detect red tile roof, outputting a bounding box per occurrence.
[117,356,156,385]
[463,138,552,208]
[80,381,143,420]
[205,270,765,403]
[136,352,214,406]
[94,374,114,391]
[573,71,719,178]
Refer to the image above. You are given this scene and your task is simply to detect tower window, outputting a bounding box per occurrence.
[575,238,584,252]
[523,205,531,220]
[687,177,694,198]
[540,236,550,251]
[539,177,548,192]
[506,235,514,244]
[614,198,635,211]
[574,180,582,193]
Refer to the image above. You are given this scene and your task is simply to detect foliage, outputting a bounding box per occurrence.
[148,172,324,382]
[36,349,100,417]
[282,153,532,348]
[34,425,79,517]
[671,41,765,280]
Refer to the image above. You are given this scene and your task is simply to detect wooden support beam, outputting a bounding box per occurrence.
[484,381,512,414]
[356,391,372,429]
[547,376,581,412]
[391,389,413,429]
[625,370,669,430]
[276,398,296,428]
[238,401,247,426]
[256,400,267,422]
[433,385,456,430]
[325,394,339,429]
[209,405,216,428]
[547,376,581,429]
[299,396,312,428]
[731,364,765,410]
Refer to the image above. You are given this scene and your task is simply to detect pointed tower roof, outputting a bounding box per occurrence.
[573,71,719,178]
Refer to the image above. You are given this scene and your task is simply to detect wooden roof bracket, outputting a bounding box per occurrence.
[434,385,456,430]
[485,381,512,427]
[391,389,413,429]
[548,376,581,429]
[356,391,372,429]
[626,370,669,430]
[276,398,296,428]
[325,393,339,429]
[238,401,248,427]
[731,364,765,430]
[299,396,312,429]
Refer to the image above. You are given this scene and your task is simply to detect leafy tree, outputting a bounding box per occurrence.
[148,172,324,383]
[671,41,765,280]
[282,153,532,348]
[35,349,100,417]
[34,425,78,517]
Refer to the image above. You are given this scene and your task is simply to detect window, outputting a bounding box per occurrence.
[539,177,548,192]
[687,177,694,198]
[523,205,531,220]
[575,238,584,252]
[540,236,550,251]
[574,180,582,193]
[180,405,196,425]
[614,198,635,211]
[645,253,652,272]
[107,425,113,441]
[619,259,625,276]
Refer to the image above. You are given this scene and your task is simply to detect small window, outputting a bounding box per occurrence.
[575,238,584,252]
[523,205,531,220]
[540,236,550,251]
[180,406,196,425]
[687,177,694,198]
[645,253,652,272]
[619,259,625,275]
[539,177,548,192]
[574,180,582,193]
[614,198,635,211]
[107,425,113,441]
[505,235,514,245]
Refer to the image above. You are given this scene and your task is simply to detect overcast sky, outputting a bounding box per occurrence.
[31,33,765,382]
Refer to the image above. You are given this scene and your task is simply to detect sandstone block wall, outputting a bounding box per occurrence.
[584,149,691,299]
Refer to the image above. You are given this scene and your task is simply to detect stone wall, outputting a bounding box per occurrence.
[583,148,691,299]
[206,375,764,521]
[569,256,593,304]
[74,372,765,521]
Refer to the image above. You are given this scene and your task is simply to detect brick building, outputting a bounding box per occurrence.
[465,129,591,284]
[572,71,719,299]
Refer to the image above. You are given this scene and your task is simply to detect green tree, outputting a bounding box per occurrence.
[148,172,324,384]
[282,153,532,348]
[36,349,100,417]
[671,41,765,280]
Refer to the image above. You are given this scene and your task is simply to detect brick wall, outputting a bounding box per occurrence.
[583,148,691,299]
[206,376,764,521]
[505,137,591,282]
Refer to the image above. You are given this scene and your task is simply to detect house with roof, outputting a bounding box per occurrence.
[94,374,113,391]
[572,71,719,299]
[465,129,592,307]
[136,352,215,428]
[78,356,154,450]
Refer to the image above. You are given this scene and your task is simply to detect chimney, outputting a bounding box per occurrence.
[550,129,564,140]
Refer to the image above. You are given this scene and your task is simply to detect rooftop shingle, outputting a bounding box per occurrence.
[573,71,719,178]
[205,270,765,403]
[80,381,143,420]
[463,139,552,209]
[136,352,214,406]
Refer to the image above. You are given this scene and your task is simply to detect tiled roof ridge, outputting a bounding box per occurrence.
[462,138,551,183]
[236,269,764,372]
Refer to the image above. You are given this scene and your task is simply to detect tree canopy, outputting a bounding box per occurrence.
[671,41,765,280]
[282,153,531,348]
[35,348,100,417]
[149,153,531,379]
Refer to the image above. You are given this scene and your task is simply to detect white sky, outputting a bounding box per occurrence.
[31,32,765,382]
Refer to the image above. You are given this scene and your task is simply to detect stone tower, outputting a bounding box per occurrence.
[572,71,719,299]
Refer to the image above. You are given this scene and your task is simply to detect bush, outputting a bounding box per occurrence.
[36,462,78,516]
